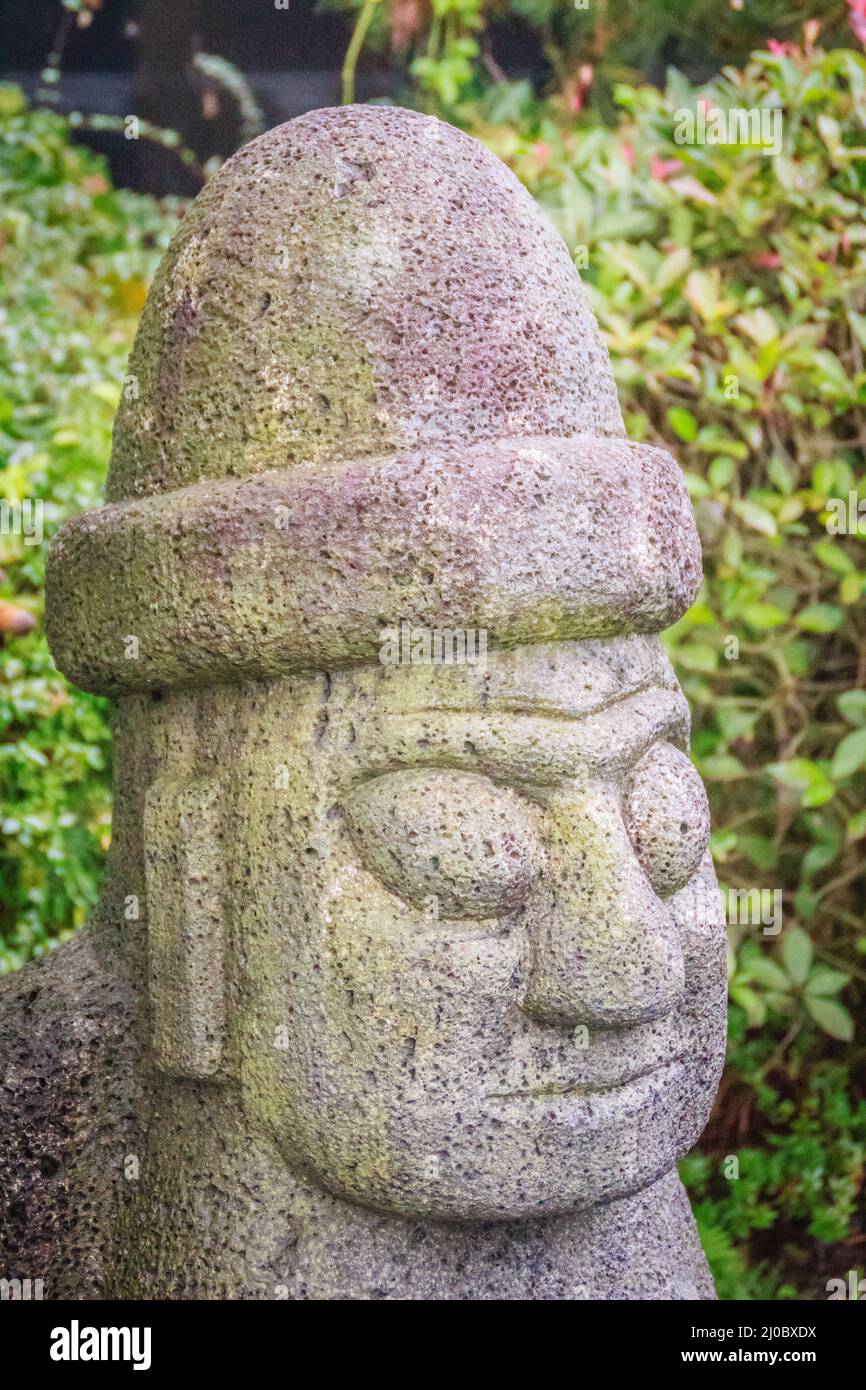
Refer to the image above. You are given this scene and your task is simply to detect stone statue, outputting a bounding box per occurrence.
[0,104,726,1300]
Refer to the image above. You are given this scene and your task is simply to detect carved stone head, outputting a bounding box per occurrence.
[46,105,726,1230]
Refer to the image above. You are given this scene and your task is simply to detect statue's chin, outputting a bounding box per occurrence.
[284,1058,715,1223]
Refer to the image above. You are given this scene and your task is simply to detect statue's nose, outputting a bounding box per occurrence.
[519,784,684,1029]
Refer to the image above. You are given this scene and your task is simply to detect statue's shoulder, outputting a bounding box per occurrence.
[0,928,138,1298]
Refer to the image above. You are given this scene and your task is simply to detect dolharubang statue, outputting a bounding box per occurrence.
[0,105,725,1300]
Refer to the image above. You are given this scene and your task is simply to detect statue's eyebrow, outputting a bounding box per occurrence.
[363,687,690,781]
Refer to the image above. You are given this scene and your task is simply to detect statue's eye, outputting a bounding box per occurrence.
[345,769,543,919]
[623,742,710,897]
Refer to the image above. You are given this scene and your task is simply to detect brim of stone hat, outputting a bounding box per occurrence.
[46,436,702,695]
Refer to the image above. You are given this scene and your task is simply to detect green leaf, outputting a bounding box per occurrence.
[699,753,746,781]
[795,604,844,633]
[794,883,820,923]
[711,829,738,862]
[802,781,837,809]
[847,307,866,350]
[722,530,743,568]
[766,454,794,496]
[813,540,855,576]
[733,499,777,537]
[779,640,815,678]
[666,406,698,441]
[768,759,835,807]
[708,455,734,490]
[781,928,813,987]
[764,991,796,1016]
[802,839,840,876]
[747,957,792,992]
[730,984,767,1029]
[837,690,866,726]
[676,642,718,673]
[840,573,864,605]
[739,834,777,871]
[831,728,866,780]
[735,308,778,347]
[655,245,691,292]
[685,268,726,320]
[804,997,854,1041]
[742,603,788,630]
[805,966,849,998]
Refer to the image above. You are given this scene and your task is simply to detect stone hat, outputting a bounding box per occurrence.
[46,105,701,695]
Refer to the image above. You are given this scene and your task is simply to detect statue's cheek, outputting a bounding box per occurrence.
[624,742,711,897]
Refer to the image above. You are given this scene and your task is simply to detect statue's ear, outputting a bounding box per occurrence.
[144,776,227,1079]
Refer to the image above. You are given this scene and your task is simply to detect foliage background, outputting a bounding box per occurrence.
[2,0,865,1300]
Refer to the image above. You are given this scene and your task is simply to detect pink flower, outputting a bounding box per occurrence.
[567,63,593,114]
[621,141,635,169]
[753,251,782,269]
[766,38,794,55]
[651,155,683,181]
[848,0,866,45]
[532,142,551,164]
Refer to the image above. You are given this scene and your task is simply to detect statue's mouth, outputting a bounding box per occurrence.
[485,1057,685,1103]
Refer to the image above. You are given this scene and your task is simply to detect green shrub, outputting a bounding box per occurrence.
[330,0,853,112]
[457,39,866,1294]
[0,86,177,973]
[682,1063,866,1299]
